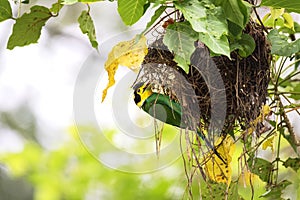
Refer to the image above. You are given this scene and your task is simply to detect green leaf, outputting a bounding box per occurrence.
[0,0,12,22]
[280,126,298,154]
[206,7,228,37]
[260,180,291,199]
[202,181,227,200]
[175,0,228,36]
[174,0,207,33]
[80,0,103,2]
[163,22,198,72]
[262,8,294,31]
[236,0,251,26]
[117,0,147,25]
[228,21,243,37]
[7,6,52,50]
[61,0,78,4]
[295,21,300,33]
[175,0,230,58]
[261,0,300,14]
[228,182,244,200]
[61,0,103,5]
[290,82,300,100]
[248,157,272,182]
[230,33,255,57]
[78,10,98,49]
[283,157,300,172]
[278,77,292,88]
[220,0,251,29]
[50,1,63,14]
[199,33,230,57]
[143,5,166,33]
[267,29,300,56]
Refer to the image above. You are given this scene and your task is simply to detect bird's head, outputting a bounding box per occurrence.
[133,82,153,107]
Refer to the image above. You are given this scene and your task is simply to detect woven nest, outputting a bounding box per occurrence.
[134,20,271,137]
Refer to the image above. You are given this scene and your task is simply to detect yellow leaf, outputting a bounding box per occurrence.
[262,105,271,116]
[101,35,148,102]
[271,8,284,20]
[239,168,258,187]
[253,105,270,125]
[262,13,271,24]
[102,62,118,102]
[202,135,235,185]
[262,136,274,151]
[244,105,271,135]
[283,13,295,31]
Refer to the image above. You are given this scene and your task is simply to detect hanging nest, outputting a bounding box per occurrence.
[134,19,271,139]
[214,21,271,133]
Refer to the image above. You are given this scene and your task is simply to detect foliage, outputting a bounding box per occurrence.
[0,0,12,22]
[7,6,52,50]
[261,0,300,13]
[163,21,198,72]
[78,10,98,48]
[0,129,183,200]
[3,0,98,50]
[202,135,235,185]
[0,0,300,200]
[101,35,148,101]
[117,0,147,25]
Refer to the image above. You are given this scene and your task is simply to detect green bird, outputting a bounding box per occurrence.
[133,82,226,163]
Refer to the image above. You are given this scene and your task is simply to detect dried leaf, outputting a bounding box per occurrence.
[203,135,235,185]
[101,35,148,102]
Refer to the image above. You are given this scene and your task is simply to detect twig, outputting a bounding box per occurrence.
[278,96,300,146]
[144,9,178,36]
[253,6,269,34]
[282,94,300,117]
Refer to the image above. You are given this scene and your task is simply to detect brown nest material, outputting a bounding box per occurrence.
[134,20,271,137]
[213,21,271,133]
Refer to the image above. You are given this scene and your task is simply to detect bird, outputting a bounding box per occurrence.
[133,82,226,163]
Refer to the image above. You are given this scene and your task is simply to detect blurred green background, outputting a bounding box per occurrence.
[0,1,300,200]
[0,1,188,199]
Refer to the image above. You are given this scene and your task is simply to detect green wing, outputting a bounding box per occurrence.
[141,93,186,128]
[141,92,226,163]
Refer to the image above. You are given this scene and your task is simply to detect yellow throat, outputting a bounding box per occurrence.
[133,83,153,107]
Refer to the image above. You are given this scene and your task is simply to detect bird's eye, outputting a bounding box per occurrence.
[137,89,140,93]
[133,91,141,104]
